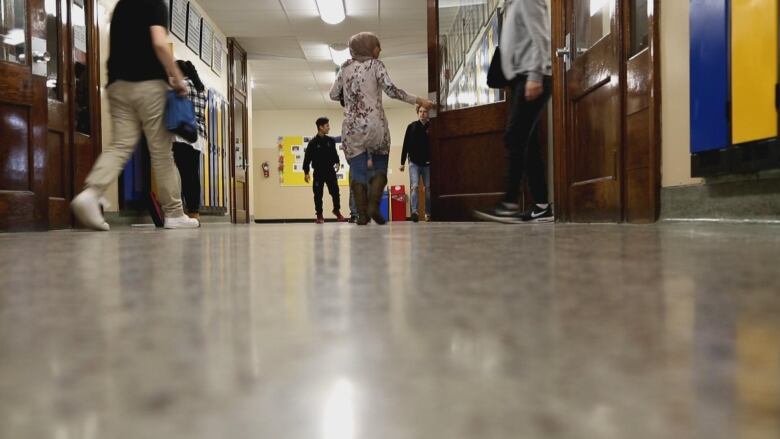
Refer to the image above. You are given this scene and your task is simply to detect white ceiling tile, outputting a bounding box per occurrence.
[200,0,428,110]
[240,37,305,59]
[281,0,318,11]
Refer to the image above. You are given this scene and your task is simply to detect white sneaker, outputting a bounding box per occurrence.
[71,187,110,231]
[164,214,200,229]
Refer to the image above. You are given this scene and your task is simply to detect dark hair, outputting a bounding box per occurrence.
[176,60,205,92]
[316,117,329,129]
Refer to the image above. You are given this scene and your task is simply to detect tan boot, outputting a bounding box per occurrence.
[187,212,200,220]
[351,181,369,225]
[367,172,387,225]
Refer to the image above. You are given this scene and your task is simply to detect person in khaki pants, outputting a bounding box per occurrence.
[71,0,199,230]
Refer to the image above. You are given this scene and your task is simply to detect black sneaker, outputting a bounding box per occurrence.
[410,212,419,223]
[348,215,357,223]
[472,203,522,224]
[520,204,554,223]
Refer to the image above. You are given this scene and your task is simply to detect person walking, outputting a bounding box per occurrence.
[303,117,346,224]
[172,60,206,220]
[330,32,433,226]
[70,0,198,230]
[474,0,553,224]
[400,105,432,223]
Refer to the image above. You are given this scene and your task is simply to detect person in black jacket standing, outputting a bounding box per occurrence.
[304,117,346,224]
[400,105,432,222]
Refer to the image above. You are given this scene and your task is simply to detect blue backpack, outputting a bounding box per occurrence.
[165,90,197,143]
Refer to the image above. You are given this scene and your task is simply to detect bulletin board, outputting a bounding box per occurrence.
[277,136,350,187]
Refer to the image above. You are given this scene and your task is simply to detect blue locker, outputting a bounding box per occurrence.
[690,0,731,153]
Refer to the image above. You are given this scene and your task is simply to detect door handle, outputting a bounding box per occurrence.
[32,51,51,63]
[556,33,572,71]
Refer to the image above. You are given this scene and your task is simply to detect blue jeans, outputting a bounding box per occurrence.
[409,163,431,215]
[348,152,389,185]
[348,175,357,216]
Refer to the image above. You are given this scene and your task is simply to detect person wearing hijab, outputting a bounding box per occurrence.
[330,32,434,225]
[172,60,207,220]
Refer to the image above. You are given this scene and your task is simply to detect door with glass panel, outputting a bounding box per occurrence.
[45,0,100,229]
[558,0,622,222]
[45,0,72,228]
[0,0,50,230]
[229,38,248,224]
[428,0,509,221]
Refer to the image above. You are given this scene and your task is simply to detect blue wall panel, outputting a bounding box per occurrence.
[690,0,731,153]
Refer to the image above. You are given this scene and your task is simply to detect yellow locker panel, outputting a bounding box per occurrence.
[731,0,778,144]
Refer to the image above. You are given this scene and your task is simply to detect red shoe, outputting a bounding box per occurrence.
[316,214,325,224]
[333,210,347,222]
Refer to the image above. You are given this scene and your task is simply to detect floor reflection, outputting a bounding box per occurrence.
[0,223,778,438]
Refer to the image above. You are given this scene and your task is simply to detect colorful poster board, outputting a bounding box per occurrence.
[278,136,349,187]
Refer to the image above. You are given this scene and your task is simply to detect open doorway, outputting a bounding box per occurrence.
[426,0,661,223]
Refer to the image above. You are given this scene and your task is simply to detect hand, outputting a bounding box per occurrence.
[304,174,310,183]
[170,77,187,96]
[525,80,543,101]
[416,97,435,110]
[334,163,340,172]
[399,165,405,172]
[367,158,374,170]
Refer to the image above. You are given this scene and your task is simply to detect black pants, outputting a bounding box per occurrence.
[504,75,552,204]
[313,171,340,215]
[173,142,201,214]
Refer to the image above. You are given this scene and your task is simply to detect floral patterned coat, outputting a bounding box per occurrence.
[330,59,418,159]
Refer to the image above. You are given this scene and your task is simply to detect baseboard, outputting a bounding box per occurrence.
[254,218,341,224]
[105,211,231,226]
[661,175,780,221]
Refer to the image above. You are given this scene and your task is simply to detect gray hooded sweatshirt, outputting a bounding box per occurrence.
[500,0,552,83]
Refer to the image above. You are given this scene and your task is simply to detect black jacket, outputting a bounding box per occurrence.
[401,120,431,166]
[303,135,340,176]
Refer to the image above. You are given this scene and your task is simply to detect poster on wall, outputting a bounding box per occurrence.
[212,40,223,76]
[278,136,350,187]
[186,3,202,55]
[169,0,187,42]
[200,20,214,66]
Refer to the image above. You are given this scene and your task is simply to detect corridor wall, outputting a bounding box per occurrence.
[97,0,232,213]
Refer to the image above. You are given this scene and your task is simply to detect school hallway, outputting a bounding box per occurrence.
[1,221,778,438]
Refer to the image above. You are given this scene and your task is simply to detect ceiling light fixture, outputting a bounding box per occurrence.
[316,0,346,25]
[329,45,350,66]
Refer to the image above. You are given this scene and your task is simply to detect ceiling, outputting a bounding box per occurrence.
[196,0,429,110]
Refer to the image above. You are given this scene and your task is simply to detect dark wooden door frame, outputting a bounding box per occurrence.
[0,0,49,231]
[552,0,661,223]
[47,0,102,229]
[227,38,249,224]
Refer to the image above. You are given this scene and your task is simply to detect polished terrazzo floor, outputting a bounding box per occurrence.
[1,222,779,439]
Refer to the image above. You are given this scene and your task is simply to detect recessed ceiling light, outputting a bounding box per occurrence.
[316,0,346,25]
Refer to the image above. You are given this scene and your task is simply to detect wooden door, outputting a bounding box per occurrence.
[46,0,72,228]
[559,0,623,222]
[228,38,249,224]
[45,0,100,229]
[0,0,49,231]
[428,0,510,221]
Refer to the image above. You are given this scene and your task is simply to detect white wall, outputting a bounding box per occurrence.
[96,0,235,211]
[252,107,421,220]
[660,0,702,188]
